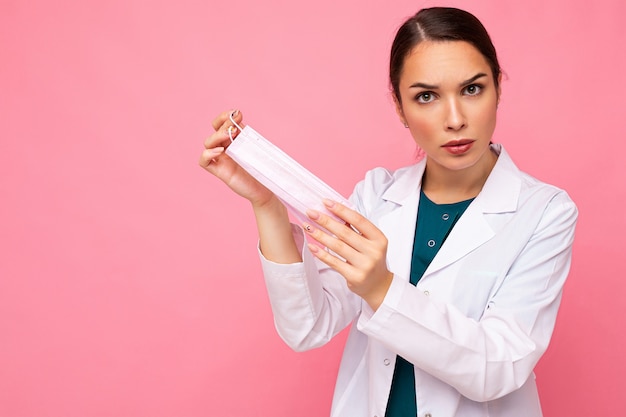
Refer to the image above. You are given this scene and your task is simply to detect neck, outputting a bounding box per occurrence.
[422,148,497,204]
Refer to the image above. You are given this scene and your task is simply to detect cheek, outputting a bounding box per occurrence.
[406,111,439,142]
[466,100,498,135]
[477,107,498,135]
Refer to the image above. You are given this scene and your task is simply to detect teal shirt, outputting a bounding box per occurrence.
[385,189,474,417]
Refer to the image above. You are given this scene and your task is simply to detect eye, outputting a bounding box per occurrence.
[463,84,483,96]
[416,91,436,104]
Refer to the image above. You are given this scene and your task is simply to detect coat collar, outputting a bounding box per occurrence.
[381,144,520,212]
[379,144,522,278]
[474,144,521,214]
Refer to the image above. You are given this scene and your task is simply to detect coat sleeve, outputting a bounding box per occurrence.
[357,190,578,402]
[259,227,362,352]
[258,166,405,352]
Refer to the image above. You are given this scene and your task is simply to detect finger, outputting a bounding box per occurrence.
[303,218,361,263]
[204,126,234,149]
[211,109,243,131]
[206,111,245,150]
[307,243,356,279]
[322,199,384,240]
[204,119,245,149]
[305,208,369,253]
[199,147,225,169]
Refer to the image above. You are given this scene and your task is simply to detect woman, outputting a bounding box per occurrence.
[200,7,577,417]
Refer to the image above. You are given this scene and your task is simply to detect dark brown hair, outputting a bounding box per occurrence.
[390,7,501,103]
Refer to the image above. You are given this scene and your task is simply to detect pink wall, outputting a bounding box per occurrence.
[1,0,624,415]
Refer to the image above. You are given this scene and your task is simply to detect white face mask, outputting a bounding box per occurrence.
[225,114,354,227]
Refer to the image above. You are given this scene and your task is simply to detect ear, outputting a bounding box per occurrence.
[393,93,408,127]
[496,73,503,105]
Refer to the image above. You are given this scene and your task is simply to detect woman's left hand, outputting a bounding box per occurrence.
[303,199,393,311]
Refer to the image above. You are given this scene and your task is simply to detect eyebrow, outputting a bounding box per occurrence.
[409,73,488,89]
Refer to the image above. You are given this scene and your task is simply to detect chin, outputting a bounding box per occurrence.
[431,151,484,172]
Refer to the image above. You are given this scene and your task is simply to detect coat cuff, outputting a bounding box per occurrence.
[257,223,306,270]
[357,274,411,331]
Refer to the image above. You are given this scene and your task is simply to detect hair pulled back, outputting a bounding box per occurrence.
[390,7,501,103]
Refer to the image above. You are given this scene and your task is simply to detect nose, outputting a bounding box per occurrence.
[445,98,466,131]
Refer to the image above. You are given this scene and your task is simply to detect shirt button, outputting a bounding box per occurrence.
[442,213,450,220]
[425,414,432,417]
[427,239,435,247]
[423,290,430,296]
[383,358,391,366]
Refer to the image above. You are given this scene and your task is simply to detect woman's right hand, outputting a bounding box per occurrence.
[199,109,275,207]
[201,110,302,264]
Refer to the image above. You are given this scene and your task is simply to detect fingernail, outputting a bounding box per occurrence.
[306,210,320,220]
[322,199,335,208]
[209,147,224,156]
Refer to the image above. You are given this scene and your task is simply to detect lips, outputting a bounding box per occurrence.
[442,139,475,155]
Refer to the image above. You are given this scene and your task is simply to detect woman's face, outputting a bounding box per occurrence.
[396,41,500,174]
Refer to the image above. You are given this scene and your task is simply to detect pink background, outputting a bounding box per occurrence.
[1,0,624,415]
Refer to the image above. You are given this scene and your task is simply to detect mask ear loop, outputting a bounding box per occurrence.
[228,111,244,143]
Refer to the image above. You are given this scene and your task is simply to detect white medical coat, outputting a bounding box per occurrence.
[259,145,578,417]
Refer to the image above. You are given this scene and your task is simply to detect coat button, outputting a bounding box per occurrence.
[442,213,450,220]
[427,239,435,247]
[383,358,391,366]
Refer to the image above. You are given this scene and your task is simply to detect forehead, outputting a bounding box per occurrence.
[400,41,491,85]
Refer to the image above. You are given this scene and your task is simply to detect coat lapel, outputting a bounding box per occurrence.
[372,145,522,281]
[377,162,425,281]
[424,145,522,276]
